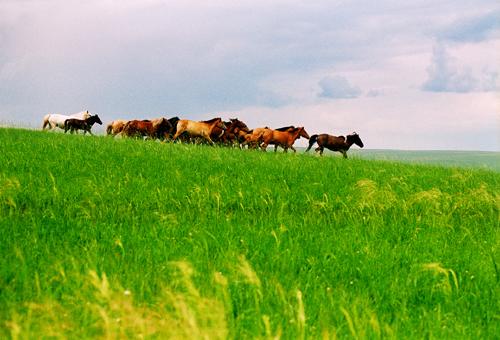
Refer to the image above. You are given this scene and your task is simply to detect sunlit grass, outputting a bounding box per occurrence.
[1,128,499,338]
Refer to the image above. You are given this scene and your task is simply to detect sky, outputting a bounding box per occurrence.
[0,0,499,150]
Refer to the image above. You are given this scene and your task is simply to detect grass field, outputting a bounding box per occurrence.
[1,128,499,338]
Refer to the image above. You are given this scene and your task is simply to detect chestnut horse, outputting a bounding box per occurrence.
[122,118,172,140]
[64,114,103,135]
[173,118,226,145]
[241,127,273,149]
[260,126,310,152]
[306,132,364,158]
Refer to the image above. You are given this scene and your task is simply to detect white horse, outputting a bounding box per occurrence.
[42,111,92,130]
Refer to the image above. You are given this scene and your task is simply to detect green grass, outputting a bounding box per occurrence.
[1,128,499,339]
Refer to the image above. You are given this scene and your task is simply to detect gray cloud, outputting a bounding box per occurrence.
[0,0,456,120]
[437,9,500,42]
[422,43,498,93]
[318,76,362,99]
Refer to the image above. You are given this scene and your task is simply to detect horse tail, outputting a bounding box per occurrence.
[63,119,70,133]
[106,122,113,135]
[305,134,318,152]
[42,114,50,129]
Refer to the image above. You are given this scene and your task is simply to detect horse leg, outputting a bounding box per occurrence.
[274,145,278,152]
[342,150,348,158]
[172,128,185,141]
[291,145,297,153]
[202,132,215,145]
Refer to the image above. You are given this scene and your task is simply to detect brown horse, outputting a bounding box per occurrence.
[219,118,251,145]
[173,118,226,145]
[106,119,128,135]
[64,114,102,135]
[232,126,252,148]
[122,118,172,140]
[260,126,310,152]
[306,132,364,158]
[241,127,271,149]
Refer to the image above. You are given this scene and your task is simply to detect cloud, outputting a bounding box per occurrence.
[421,43,498,93]
[438,9,500,43]
[366,89,384,97]
[318,75,362,99]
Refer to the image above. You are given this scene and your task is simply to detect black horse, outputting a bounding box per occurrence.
[306,132,364,158]
[64,114,103,135]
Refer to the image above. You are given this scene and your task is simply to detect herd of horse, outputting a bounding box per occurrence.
[41,111,364,157]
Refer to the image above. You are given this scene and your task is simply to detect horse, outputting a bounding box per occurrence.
[122,118,172,140]
[241,127,273,149]
[64,115,103,135]
[106,119,128,135]
[231,125,253,148]
[149,117,175,140]
[173,118,226,145]
[216,118,250,146]
[260,126,310,152]
[306,132,364,158]
[167,116,181,138]
[42,111,92,131]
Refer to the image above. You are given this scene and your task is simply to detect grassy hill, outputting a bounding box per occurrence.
[1,128,499,338]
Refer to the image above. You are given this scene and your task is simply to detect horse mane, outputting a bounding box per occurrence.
[202,117,221,124]
[232,119,248,128]
[275,125,295,131]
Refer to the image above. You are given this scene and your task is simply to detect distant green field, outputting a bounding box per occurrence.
[350,149,500,172]
[300,147,500,171]
[1,128,499,338]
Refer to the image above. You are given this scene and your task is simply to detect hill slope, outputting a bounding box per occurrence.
[1,128,499,338]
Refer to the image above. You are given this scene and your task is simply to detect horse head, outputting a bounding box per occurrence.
[297,127,310,139]
[216,119,227,130]
[348,132,364,148]
[91,114,103,125]
[230,118,250,133]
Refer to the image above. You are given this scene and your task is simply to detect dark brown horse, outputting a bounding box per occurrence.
[306,132,364,158]
[166,116,181,138]
[220,118,251,145]
[64,114,102,135]
[260,126,310,152]
[122,118,172,140]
